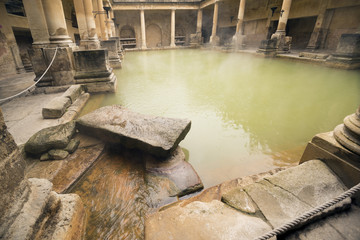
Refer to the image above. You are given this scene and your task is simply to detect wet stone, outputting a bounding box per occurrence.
[42,96,71,119]
[221,188,257,214]
[76,105,191,157]
[65,138,80,154]
[49,149,69,160]
[24,121,76,155]
[40,152,50,161]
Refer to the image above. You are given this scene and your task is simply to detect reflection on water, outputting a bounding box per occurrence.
[80,49,360,187]
[71,148,148,240]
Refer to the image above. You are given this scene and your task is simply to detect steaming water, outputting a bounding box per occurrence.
[75,49,359,239]
[81,49,360,187]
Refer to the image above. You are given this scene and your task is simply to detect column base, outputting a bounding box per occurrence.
[256,39,277,58]
[44,47,75,86]
[271,30,292,53]
[209,35,220,46]
[190,32,202,47]
[80,39,100,50]
[232,34,246,50]
[170,43,176,48]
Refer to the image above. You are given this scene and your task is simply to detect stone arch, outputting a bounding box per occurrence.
[120,25,135,38]
[146,24,162,48]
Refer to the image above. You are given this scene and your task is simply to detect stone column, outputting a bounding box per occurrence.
[209,1,220,46]
[92,0,102,38]
[232,0,246,49]
[306,0,329,50]
[97,0,108,40]
[170,9,176,47]
[84,0,99,42]
[110,10,116,37]
[271,0,292,52]
[73,0,89,44]
[23,0,49,46]
[140,10,147,49]
[42,0,73,45]
[196,9,203,34]
[106,12,113,38]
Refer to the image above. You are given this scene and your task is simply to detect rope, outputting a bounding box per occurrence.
[0,47,59,103]
[255,182,360,240]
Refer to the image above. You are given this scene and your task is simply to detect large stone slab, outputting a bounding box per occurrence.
[145,200,272,240]
[76,105,191,157]
[265,160,348,207]
[24,121,76,155]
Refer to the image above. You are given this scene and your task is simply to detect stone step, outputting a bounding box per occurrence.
[0,178,86,240]
[1,178,54,239]
[146,160,354,240]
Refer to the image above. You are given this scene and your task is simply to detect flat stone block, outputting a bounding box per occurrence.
[76,105,191,157]
[62,85,85,103]
[299,52,329,59]
[73,49,110,72]
[42,96,71,119]
[265,160,348,207]
[146,200,272,240]
[82,74,117,93]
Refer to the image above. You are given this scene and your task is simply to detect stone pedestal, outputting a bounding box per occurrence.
[101,40,122,69]
[28,47,53,87]
[271,31,292,53]
[256,39,277,57]
[210,36,220,47]
[300,106,360,204]
[326,34,360,69]
[44,47,75,86]
[189,32,202,47]
[232,34,246,50]
[73,49,117,93]
[110,37,124,60]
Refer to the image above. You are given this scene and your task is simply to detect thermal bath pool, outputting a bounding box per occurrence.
[80,49,360,188]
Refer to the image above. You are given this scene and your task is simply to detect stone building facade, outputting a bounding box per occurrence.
[0,0,360,75]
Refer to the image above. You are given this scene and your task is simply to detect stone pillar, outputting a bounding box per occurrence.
[306,0,329,50]
[97,0,108,40]
[140,10,147,50]
[110,10,116,37]
[271,0,292,52]
[170,9,176,47]
[232,0,246,49]
[23,0,49,46]
[92,0,102,38]
[73,0,89,45]
[0,3,25,74]
[42,0,73,46]
[190,9,203,46]
[84,0,100,48]
[106,12,113,39]
[196,9,203,34]
[209,1,220,46]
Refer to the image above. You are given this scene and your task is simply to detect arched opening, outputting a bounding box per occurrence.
[146,24,162,48]
[120,25,136,49]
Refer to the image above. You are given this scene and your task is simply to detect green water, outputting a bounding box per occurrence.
[81,49,360,188]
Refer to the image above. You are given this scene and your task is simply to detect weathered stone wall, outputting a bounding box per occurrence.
[0,107,26,221]
[324,5,360,50]
[115,11,142,48]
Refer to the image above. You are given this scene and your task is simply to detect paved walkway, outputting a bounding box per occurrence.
[0,72,35,100]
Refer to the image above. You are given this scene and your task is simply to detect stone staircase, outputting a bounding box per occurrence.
[145,160,360,240]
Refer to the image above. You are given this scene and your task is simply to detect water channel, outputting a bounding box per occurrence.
[74,49,360,239]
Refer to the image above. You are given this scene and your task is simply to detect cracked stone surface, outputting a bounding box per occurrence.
[76,105,191,157]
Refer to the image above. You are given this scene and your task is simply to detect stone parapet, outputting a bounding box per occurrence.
[326,34,360,69]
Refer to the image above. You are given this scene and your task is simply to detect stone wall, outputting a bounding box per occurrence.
[0,107,26,222]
